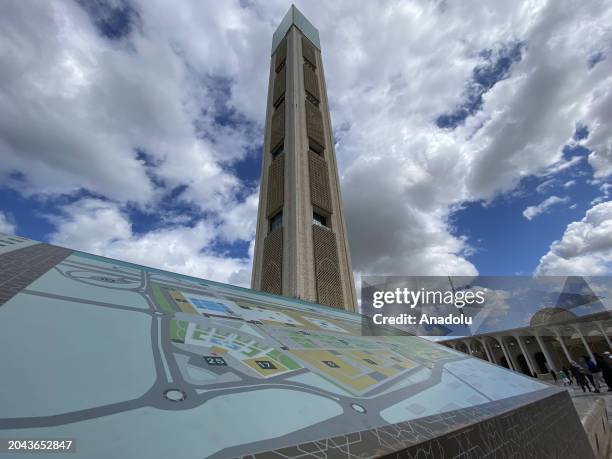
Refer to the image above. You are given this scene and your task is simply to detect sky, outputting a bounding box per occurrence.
[1,0,612,291]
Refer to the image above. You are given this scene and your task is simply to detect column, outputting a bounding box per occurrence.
[514,334,536,376]
[483,339,496,364]
[574,325,595,362]
[479,338,494,363]
[595,321,612,351]
[465,340,473,355]
[534,332,558,372]
[501,338,518,371]
[471,340,486,361]
[553,328,573,364]
[496,336,515,371]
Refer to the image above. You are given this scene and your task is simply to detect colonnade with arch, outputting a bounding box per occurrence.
[443,319,612,377]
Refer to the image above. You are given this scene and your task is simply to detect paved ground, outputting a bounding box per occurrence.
[571,389,612,418]
[565,384,612,458]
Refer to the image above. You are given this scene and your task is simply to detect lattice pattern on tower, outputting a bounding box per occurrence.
[312,224,343,308]
[261,228,283,295]
[305,99,324,152]
[303,63,319,101]
[267,154,284,217]
[270,101,285,152]
[273,64,286,106]
[308,151,331,213]
[275,38,287,72]
[301,36,316,68]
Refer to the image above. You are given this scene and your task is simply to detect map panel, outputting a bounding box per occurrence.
[0,234,587,458]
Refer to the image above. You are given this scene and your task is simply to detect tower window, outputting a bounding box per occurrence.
[306,93,319,107]
[271,144,283,159]
[304,60,316,71]
[313,212,328,228]
[270,211,283,232]
[309,139,324,154]
[273,94,285,108]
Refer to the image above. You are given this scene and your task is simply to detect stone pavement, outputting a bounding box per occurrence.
[571,389,612,420]
[565,384,612,458]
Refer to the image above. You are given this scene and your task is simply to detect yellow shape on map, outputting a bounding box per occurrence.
[169,290,197,314]
[290,349,378,392]
[243,357,288,376]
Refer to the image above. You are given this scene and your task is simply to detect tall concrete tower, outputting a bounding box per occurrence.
[251,5,357,312]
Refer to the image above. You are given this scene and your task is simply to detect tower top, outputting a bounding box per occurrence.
[271,4,320,54]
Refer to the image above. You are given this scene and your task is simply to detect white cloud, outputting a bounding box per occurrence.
[0,0,253,211]
[0,212,16,234]
[538,156,583,177]
[327,0,612,274]
[584,80,612,178]
[1,0,612,282]
[522,195,569,220]
[49,198,253,286]
[591,196,607,206]
[564,180,576,188]
[535,178,556,194]
[217,191,259,243]
[536,201,612,275]
[590,182,612,206]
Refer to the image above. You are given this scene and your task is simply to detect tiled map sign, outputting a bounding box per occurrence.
[0,233,592,458]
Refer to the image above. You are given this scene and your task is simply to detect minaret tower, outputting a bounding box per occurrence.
[251,5,357,312]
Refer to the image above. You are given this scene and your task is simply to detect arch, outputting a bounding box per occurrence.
[503,335,530,375]
[468,339,487,360]
[533,351,548,373]
[582,327,610,355]
[554,325,596,363]
[515,354,531,376]
[455,341,469,354]
[482,336,504,365]
[533,328,563,373]
[587,327,603,337]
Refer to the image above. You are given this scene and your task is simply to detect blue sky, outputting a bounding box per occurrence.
[1,0,612,288]
[436,41,603,275]
[451,143,603,275]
